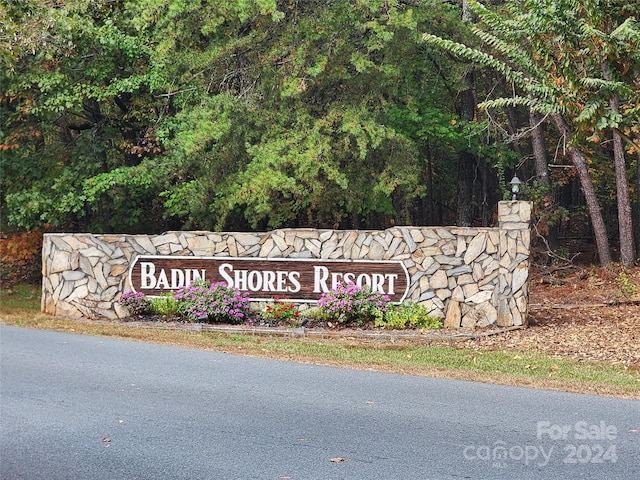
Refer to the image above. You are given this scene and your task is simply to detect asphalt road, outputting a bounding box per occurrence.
[1,324,639,479]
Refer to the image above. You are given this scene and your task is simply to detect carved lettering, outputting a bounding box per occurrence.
[129,256,408,302]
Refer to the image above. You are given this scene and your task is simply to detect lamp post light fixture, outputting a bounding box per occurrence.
[509,175,521,201]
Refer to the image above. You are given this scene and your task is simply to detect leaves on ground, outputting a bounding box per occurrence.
[466,266,640,369]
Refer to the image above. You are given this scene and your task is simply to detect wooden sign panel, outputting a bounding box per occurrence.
[128,255,409,303]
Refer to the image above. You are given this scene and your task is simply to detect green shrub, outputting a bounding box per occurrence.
[300,306,330,321]
[148,294,181,316]
[617,271,637,296]
[375,302,442,330]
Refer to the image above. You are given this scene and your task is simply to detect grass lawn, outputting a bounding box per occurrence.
[2,284,639,400]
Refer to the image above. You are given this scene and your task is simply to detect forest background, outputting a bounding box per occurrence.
[2,0,640,286]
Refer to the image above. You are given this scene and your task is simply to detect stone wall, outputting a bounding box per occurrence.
[42,201,532,327]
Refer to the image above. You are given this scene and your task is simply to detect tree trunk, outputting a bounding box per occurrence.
[551,114,612,265]
[457,151,475,226]
[637,151,640,251]
[530,110,549,187]
[529,110,558,249]
[602,58,635,265]
[611,125,635,265]
[456,0,477,227]
[456,75,477,226]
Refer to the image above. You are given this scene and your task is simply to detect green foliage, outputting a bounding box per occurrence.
[551,247,572,265]
[2,0,475,233]
[148,294,181,316]
[149,0,448,230]
[9,0,638,241]
[423,0,640,264]
[297,306,331,322]
[616,270,640,297]
[424,0,640,144]
[1,0,505,233]
[375,302,442,330]
[1,0,170,232]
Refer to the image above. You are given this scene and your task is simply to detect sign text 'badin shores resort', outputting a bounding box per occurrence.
[128,256,409,302]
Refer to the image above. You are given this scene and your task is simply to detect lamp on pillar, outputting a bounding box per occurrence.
[509,175,521,201]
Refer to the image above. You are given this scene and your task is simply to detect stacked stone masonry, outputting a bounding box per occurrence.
[42,201,532,327]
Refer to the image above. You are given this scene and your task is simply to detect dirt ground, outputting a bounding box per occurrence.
[466,264,640,369]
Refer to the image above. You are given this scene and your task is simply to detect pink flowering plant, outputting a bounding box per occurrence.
[118,291,150,316]
[317,282,391,325]
[173,279,251,324]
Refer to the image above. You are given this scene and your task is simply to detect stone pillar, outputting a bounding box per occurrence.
[496,201,532,326]
[41,234,132,320]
